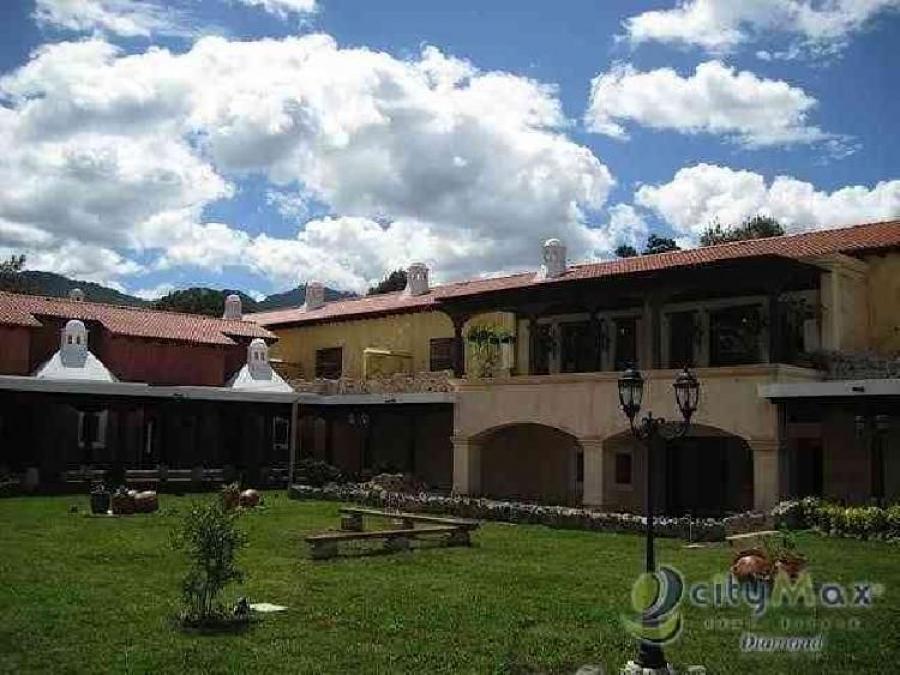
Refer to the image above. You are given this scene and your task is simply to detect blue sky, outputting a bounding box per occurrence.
[0,0,898,298]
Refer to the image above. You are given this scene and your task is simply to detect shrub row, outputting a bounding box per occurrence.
[772,497,900,540]
[288,483,728,542]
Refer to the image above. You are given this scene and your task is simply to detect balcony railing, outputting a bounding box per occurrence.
[288,370,454,396]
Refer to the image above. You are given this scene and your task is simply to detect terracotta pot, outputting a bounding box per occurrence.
[111,491,135,515]
[239,489,260,508]
[221,486,240,511]
[134,491,159,513]
[774,556,807,580]
[730,549,772,581]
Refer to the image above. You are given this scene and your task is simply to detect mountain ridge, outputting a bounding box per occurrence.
[7,271,354,316]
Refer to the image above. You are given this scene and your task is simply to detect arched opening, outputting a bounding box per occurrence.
[665,426,754,516]
[477,423,582,505]
[604,424,753,517]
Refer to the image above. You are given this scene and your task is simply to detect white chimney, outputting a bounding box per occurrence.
[222,293,242,320]
[247,338,270,379]
[535,238,567,280]
[69,288,85,302]
[60,319,88,367]
[303,281,325,311]
[404,262,430,296]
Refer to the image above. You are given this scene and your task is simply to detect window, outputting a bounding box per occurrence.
[77,410,107,450]
[429,337,455,372]
[615,452,632,486]
[667,311,696,368]
[531,324,553,375]
[315,347,343,379]
[710,305,763,366]
[272,417,290,451]
[560,321,596,373]
[613,317,638,370]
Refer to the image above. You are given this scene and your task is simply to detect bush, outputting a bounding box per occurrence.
[773,498,900,541]
[296,458,344,487]
[171,500,248,626]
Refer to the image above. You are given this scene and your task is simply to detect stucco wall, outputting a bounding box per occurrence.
[864,252,900,354]
[102,337,227,386]
[455,365,820,444]
[0,326,30,375]
[269,309,516,380]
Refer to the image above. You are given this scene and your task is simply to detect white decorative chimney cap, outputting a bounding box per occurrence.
[303,281,325,311]
[404,262,430,296]
[536,237,567,280]
[60,319,88,367]
[69,288,84,302]
[223,293,242,320]
[247,338,269,376]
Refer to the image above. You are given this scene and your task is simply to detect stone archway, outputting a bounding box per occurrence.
[602,424,755,517]
[463,423,582,505]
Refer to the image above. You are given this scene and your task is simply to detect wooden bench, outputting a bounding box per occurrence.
[306,525,468,560]
[338,506,480,533]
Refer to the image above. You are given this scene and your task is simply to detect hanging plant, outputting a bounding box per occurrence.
[466,323,514,377]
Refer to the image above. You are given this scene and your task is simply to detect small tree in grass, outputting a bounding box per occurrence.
[172,499,248,627]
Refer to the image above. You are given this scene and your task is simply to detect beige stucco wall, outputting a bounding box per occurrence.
[864,252,900,354]
[818,254,870,352]
[453,365,822,511]
[454,365,820,444]
[269,309,517,380]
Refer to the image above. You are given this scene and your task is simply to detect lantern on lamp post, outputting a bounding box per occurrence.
[617,366,700,672]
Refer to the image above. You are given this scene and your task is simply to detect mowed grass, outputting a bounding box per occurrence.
[0,494,898,674]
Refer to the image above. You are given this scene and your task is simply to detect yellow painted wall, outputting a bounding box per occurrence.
[269,309,517,379]
[864,253,900,354]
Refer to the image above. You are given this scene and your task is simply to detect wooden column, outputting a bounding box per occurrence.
[527,314,538,375]
[642,293,663,370]
[768,290,783,364]
[287,400,299,486]
[588,307,603,372]
[451,314,469,378]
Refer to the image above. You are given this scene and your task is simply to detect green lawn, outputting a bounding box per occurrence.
[0,494,897,674]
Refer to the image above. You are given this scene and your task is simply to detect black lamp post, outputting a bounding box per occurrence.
[617,366,700,671]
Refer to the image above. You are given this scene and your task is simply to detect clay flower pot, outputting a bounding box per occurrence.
[134,491,159,513]
[239,489,260,508]
[111,488,135,515]
[730,549,772,582]
[221,484,240,511]
[774,555,807,580]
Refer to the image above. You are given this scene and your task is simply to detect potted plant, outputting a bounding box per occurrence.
[730,547,772,583]
[766,530,807,580]
[111,485,135,515]
[90,482,110,515]
[221,482,240,511]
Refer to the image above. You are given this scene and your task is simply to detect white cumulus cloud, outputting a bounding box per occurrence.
[635,163,900,240]
[585,60,836,149]
[0,35,618,292]
[234,0,317,19]
[622,0,900,57]
[33,0,191,37]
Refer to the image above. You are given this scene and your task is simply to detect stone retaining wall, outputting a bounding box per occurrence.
[288,483,742,542]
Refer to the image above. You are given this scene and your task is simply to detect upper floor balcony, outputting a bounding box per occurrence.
[274,246,883,397]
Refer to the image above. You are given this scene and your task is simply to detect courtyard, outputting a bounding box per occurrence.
[1,493,898,674]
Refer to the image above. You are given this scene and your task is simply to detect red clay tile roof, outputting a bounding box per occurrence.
[0,292,275,345]
[250,219,900,328]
